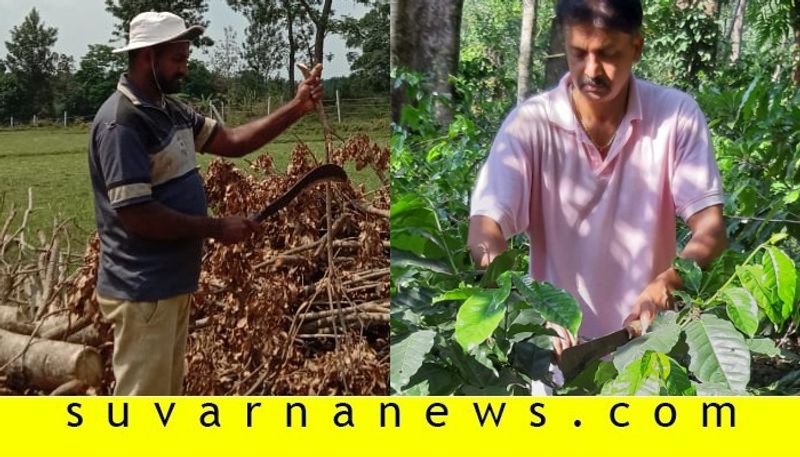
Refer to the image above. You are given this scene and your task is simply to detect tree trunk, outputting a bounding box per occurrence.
[0,328,102,390]
[517,0,538,103]
[544,21,568,87]
[729,0,745,63]
[791,0,800,85]
[314,0,333,65]
[0,305,99,345]
[285,1,297,98]
[391,0,464,126]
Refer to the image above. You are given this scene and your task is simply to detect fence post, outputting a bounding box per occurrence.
[221,102,225,124]
[10,117,13,128]
[63,111,67,127]
[33,115,37,127]
[336,89,342,124]
[267,96,271,115]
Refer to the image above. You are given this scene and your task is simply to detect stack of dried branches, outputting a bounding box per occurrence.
[1,134,389,395]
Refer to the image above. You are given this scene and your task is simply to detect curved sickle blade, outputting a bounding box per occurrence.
[249,164,347,222]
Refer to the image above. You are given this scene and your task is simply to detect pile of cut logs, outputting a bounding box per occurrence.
[0,191,103,394]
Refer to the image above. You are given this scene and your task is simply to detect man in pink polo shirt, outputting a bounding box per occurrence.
[468,0,727,359]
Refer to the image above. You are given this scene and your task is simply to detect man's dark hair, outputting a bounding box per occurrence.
[556,0,643,34]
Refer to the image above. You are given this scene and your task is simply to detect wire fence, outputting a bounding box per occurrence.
[1,93,389,130]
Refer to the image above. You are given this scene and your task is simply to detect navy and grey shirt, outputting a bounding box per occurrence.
[88,75,219,301]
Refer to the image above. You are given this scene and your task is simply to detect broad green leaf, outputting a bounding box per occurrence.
[391,249,453,275]
[684,314,751,392]
[512,275,582,335]
[601,351,693,396]
[612,322,681,371]
[671,290,697,306]
[737,264,782,325]
[723,287,759,337]
[432,286,481,304]
[511,338,554,380]
[651,310,679,328]
[454,281,512,352]
[673,257,702,294]
[692,382,745,396]
[390,330,437,392]
[746,338,780,357]
[561,360,617,396]
[480,249,522,288]
[399,382,430,396]
[405,363,461,396]
[762,246,796,324]
[444,341,499,387]
[700,250,747,297]
[766,232,789,245]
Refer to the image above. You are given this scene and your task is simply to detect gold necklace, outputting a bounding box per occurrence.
[570,88,622,151]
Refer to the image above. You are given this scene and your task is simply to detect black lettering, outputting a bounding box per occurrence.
[247,402,262,428]
[287,402,307,428]
[703,402,735,428]
[108,402,129,428]
[473,402,506,427]
[426,402,448,427]
[380,402,400,428]
[610,402,629,427]
[333,403,354,428]
[654,403,676,427]
[529,402,546,427]
[154,402,175,427]
[200,403,221,428]
[66,402,82,427]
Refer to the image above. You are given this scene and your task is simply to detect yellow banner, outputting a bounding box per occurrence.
[0,397,795,456]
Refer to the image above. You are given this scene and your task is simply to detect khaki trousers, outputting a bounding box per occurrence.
[97,292,191,395]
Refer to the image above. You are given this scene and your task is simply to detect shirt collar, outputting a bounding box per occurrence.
[117,74,165,108]
[546,72,643,131]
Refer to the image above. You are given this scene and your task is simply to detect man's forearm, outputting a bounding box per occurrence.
[467,215,508,268]
[216,99,305,157]
[656,205,728,294]
[117,202,220,241]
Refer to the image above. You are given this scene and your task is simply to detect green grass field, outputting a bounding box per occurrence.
[0,116,388,250]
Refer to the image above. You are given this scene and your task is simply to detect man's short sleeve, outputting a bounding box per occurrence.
[470,110,533,238]
[671,100,725,221]
[189,109,219,152]
[95,123,152,209]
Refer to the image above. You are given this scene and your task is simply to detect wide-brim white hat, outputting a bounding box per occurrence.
[112,11,204,53]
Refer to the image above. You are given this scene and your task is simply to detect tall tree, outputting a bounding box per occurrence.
[728,0,746,62]
[210,26,242,80]
[240,2,287,89]
[228,0,314,98]
[4,8,58,118]
[391,0,464,125]
[517,0,538,102]
[339,0,389,93]
[791,0,800,85]
[104,0,213,47]
[298,0,334,66]
[67,44,126,115]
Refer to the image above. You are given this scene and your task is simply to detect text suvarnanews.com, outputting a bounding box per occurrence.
[64,400,736,429]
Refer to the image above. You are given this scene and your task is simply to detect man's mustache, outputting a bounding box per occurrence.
[579,76,610,88]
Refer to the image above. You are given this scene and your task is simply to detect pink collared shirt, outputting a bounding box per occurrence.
[470,74,724,338]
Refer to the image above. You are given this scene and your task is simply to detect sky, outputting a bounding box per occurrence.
[0,0,369,78]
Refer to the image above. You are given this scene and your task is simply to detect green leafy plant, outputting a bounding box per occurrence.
[562,234,800,396]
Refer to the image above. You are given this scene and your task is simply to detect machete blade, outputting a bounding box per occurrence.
[558,322,639,382]
[250,164,347,222]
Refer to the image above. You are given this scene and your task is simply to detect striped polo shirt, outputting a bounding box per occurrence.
[88,75,219,301]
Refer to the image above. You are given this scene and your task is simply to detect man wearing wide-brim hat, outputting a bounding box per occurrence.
[89,11,323,395]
